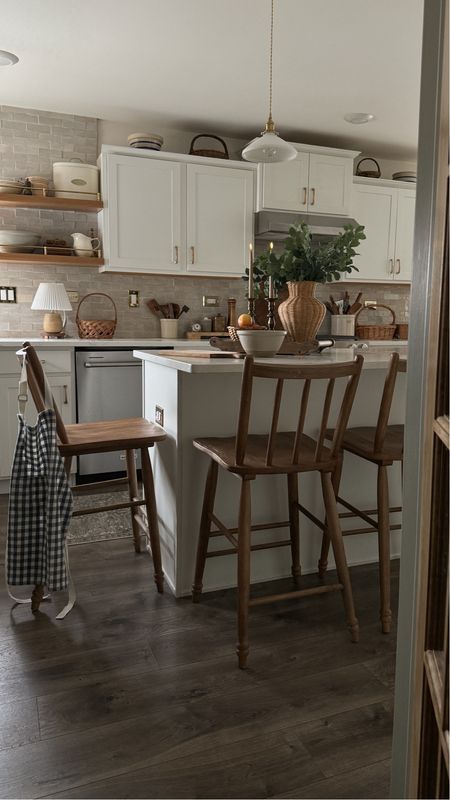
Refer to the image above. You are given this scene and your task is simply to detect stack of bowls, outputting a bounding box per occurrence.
[127,132,164,151]
[0,178,23,195]
[25,176,50,194]
[0,229,41,253]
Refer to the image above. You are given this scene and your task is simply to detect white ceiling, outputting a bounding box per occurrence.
[1,0,423,159]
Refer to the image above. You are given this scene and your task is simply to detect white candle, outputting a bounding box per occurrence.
[268,275,274,298]
[248,243,254,297]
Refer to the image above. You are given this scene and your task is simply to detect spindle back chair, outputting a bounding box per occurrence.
[192,354,364,668]
[16,342,167,611]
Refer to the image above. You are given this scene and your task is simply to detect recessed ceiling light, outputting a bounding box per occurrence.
[0,50,19,67]
[344,112,375,125]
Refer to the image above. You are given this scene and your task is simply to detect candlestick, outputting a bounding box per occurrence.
[248,243,254,299]
[267,297,276,330]
[268,275,274,299]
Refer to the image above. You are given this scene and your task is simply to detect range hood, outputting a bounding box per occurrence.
[255,210,359,240]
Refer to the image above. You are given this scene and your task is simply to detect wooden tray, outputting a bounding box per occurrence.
[185,331,230,340]
[158,350,242,359]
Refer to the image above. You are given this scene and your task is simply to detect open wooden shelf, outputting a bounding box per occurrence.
[0,193,103,213]
[0,252,104,267]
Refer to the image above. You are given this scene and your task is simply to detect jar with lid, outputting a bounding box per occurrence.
[212,313,226,332]
[202,316,212,332]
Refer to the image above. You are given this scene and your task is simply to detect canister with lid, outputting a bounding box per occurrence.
[52,161,99,200]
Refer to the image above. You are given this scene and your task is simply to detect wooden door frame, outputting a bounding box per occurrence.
[390,0,449,796]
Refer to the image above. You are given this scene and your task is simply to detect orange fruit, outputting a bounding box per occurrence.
[237,313,253,328]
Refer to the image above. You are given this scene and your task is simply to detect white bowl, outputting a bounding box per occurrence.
[236,329,287,357]
[0,229,41,244]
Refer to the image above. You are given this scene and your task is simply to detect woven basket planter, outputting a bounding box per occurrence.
[355,304,396,340]
[277,281,326,343]
[76,292,117,339]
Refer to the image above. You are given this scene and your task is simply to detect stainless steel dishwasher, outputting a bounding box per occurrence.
[75,348,172,478]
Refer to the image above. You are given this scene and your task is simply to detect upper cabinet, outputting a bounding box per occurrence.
[351,179,416,282]
[257,145,358,216]
[99,147,255,277]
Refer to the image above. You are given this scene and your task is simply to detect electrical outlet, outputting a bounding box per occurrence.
[67,291,79,303]
[128,289,139,307]
[155,405,164,427]
[364,300,377,307]
[203,295,219,307]
[0,286,16,303]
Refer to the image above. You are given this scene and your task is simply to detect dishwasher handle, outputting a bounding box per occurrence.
[84,360,140,368]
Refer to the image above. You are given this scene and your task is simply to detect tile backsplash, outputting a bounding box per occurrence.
[0,104,410,339]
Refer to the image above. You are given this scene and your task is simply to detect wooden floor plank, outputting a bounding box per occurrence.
[0,526,398,800]
[278,758,391,799]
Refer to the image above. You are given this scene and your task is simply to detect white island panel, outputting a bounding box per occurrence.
[137,351,406,597]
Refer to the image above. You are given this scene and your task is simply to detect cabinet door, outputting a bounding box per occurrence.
[0,375,73,479]
[104,154,182,272]
[351,185,397,281]
[186,164,254,276]
[259,152,309,211]
[393,189,416,281]
[308,153,353,215]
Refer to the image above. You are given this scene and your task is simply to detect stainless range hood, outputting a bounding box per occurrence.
[254,210,359,240]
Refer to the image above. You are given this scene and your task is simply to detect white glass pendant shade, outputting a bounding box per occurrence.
[242,129,297,163]
[31,282,72,311]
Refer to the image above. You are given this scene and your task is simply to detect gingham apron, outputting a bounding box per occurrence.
[6,357,75,618]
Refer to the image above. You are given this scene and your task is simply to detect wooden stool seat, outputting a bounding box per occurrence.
[192,355,364,668]
[194,432,334,475]
[61,417,166,457]
[17,342,167,609]
[319,353,406,634]
[325,424,404,465]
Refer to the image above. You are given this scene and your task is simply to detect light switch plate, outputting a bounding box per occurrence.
[67,291,79,303]
[203,295,219,307]
[128,289,140,307]
[0,286,16,303]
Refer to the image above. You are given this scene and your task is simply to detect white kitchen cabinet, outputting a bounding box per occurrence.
[186,163,254,275]
[351,180,416,282]
[258,145,358,216]
[99,147,255,277]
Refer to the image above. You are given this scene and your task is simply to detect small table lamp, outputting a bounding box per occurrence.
[31,282,72,338]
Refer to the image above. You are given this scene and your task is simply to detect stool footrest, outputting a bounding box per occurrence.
[72,498,146,517]
[207,539,292,558]
[249,582,343,607]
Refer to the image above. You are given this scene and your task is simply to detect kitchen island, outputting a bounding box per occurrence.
[134,348,406,596]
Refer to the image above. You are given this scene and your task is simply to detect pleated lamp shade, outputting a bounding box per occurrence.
[31,283,72,311]
[31,283,72,336]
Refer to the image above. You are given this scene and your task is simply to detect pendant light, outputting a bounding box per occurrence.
[242,0,297,163]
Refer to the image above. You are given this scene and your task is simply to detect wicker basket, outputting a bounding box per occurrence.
[355,157,381,178]
[189,134,229,159]
[355,304,396,340]
[76,292,117,339]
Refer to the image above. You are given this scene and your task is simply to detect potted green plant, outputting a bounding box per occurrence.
[247,222,365,342]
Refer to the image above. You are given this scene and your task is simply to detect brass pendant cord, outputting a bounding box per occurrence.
[266,0,275,131]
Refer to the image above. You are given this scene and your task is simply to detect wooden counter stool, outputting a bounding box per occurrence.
[192,354,364,668]
[17,342,166,607]
[318,351,406,633]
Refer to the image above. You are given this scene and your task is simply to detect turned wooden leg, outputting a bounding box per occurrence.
[237,477,252,669]
[319,457,343,578]
[287,473,301,585]
[192,460,218,602]
[31,583,45,613]
[141,446,164,593]
[126,449,141,553]
[377,465,392,633]
[321,471,359,643]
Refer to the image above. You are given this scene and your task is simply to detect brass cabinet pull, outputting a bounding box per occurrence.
[190,246,195,264]
[63,384,68,405]
[302,187,307,205]
[395,258,401,274]
[173,245,179,264]
[388,258,394,274]
[310,187,316,206]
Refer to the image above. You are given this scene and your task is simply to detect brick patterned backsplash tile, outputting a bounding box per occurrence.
[0,104,410,340]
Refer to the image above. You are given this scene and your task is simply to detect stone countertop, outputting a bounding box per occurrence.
[134,347,407,374]
[0,338,210,349]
